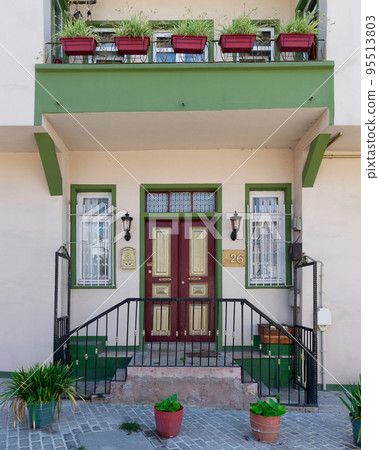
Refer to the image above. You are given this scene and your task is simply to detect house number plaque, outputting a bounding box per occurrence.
[121,247,136,270]
[222,250,245,267]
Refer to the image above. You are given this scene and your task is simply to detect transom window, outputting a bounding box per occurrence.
[248,191,287,286]
[76,192,114,286]
[146,191,216,213]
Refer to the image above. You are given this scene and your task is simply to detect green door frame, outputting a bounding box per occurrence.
[139,184,223,349]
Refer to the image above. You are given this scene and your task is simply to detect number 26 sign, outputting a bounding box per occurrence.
[222,250,245,267]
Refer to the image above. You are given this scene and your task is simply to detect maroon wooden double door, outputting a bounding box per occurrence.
[144,220,216,342]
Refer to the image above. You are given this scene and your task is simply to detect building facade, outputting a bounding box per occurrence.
[0,0,360,400]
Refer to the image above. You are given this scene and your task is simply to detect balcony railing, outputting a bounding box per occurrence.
[46,38,325,65]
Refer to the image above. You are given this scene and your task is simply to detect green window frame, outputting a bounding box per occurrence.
[245,183,292,288]
[70,184,116,289]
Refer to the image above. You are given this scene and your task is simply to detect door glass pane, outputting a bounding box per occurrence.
[170,192,191,212]
[193,192,215,212]
[146,193,169,212]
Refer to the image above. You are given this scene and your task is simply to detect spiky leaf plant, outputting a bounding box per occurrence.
[0,362,82,430]
[340,375,361,442]
[280,11,320,34]
[115,12,152,38]
[220,12,259,35]
[57,15,98,39]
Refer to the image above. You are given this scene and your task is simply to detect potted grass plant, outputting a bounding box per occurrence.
[58,15,98,56]
[219,12,259,53]
[0,362,82,430]
[250,395,286,443]
[340,376,361,447]
[154,394,183,438]
[171,12,212,54]
[114,12,152,55]
[276,11,320,53]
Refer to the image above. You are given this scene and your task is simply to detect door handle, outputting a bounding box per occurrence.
[158,278,171,281]
[188,277,202,281]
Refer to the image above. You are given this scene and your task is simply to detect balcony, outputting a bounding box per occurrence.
[35,38,333,130]
[48,37,326,65]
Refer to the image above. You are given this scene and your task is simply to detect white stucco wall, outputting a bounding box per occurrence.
[301,157,361,384]
[67,148,295,336]
[320,0,361,126]
[75,0,294,26]
[0,0,50,126]
[0,152,67,370]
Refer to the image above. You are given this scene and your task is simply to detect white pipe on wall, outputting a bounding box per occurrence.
[317,260,327,391]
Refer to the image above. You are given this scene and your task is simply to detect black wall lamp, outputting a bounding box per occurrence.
[230,211,242,241]
[121,212,133,241]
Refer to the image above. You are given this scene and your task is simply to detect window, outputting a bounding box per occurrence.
[146,191,216,212]
[247,186,291,287]
[239,28,275,62]
[89,29,127,64]
[71,187,115,287]
[153,32,209,63]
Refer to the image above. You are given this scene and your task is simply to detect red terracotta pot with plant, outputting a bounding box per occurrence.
[250,395,286,443]
[58,16,98,57]
[170,16,211,54]
[114,12,152,56]
[154,394,183,438]
[218,12,258,54]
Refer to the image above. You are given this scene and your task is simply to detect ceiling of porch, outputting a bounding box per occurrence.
[43,108,329,152]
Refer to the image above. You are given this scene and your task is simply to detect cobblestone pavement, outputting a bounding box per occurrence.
[0,391,356,450]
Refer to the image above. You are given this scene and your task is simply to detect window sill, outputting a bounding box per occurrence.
[71,285,117,290]
[246,285,293,290]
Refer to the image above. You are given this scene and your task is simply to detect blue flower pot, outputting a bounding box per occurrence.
[352,418,361,447]
[28,402,57,429]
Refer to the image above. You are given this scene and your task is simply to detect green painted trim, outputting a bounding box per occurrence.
[317,384,352,391]
[302,133,331,187]
[34,133,62,196]
[0,371,12,378]
[58,0,68,11]
[34,61,335,126]
[245,183,292,288]
[139,184,223,347]
[70,184,116,288]
[296,0,309,13]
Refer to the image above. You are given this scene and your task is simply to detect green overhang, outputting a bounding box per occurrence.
[34,133,63,196]
[302,133,331,188]
[34,61,334,126]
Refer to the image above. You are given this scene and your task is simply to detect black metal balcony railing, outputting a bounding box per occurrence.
[46,38,325,65]
[56,297,318,407]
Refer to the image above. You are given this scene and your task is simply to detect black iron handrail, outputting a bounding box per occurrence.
[57,297,317,406]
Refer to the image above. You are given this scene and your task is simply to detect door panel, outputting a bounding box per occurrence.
[145,219,216,342]
[145,221,178,341]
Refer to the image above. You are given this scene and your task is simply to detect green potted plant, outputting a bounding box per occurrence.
[154,394,183,438]
[0,362,82,430]
[219,12,259,53]
[250,395,286,443]
[340,376,361,447]
[276,11,320,53]
[114,12,152,55]
[170,12,212,54]
[58,15,98,56]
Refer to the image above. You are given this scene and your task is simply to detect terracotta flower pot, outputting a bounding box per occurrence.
[154,405,183,438]
[114,36,150,55]
[250,412,282,443]
[219,34,256,53]
[276,33,315,53]
[60,37,97,56]
[171,35,207,54]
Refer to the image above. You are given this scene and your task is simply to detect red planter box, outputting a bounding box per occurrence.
[154,406,183,438]
[171,35,207,54]
[60,37,97,56]
[276,33,315,53]
[219,34,256,53]
[114,36,151,55]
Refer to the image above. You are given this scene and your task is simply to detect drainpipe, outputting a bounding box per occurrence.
[317,260,331,391]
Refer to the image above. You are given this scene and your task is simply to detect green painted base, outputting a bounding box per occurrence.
[235,357,294,389]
